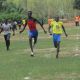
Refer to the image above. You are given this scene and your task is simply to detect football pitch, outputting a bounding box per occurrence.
[0,24,80,80]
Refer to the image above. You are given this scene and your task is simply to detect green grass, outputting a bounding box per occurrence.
[0,26,80,80]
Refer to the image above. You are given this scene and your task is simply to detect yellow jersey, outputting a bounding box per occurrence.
[22,19,26,24]
[51,21,63,34]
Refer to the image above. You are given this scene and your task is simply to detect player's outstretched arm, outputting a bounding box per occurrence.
[48,26,52,35]
[20,21,27,33]
[62,25,68,37]
[36,19,47,34]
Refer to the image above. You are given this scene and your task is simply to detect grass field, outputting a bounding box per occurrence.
[0,24,80,80]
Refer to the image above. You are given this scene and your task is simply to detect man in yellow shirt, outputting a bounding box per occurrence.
[48,16,68,58]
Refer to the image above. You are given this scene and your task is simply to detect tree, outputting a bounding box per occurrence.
[73,0,80,10]
[0,0,6,11]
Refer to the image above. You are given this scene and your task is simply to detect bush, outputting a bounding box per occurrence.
[0,12,27,21]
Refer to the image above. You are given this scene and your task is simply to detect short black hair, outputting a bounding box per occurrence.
[55,16,59,22]
[28,11,32,14]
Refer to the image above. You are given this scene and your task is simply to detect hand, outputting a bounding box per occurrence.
[44,30,47,34]
[65,34,68,37]
[49,33,52,35]
[49,32,52,35]
[20,31,22,34]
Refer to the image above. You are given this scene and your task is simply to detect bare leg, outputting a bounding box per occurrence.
[54,41,57,48]
[29,37,34,56]
[33,36,38,48]
[56,42,60,59]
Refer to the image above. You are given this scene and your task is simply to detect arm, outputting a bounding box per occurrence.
[0,28,3,34]
[20,20,27,33]
[0,25,3,34]
[62,25,68,37]
[48,25,52,35]
[36,19,47,33]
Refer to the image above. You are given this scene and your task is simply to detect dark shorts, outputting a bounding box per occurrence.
[12,25,17,30]
[28,30,38,38]
[4,33,11,41]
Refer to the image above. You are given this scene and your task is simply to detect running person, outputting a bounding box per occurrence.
[12,20,17,36]
[75,16,80,26]
[20,11,46,56]
[48,16,68,58]
[0,20,13,51]
[17,19,22,30]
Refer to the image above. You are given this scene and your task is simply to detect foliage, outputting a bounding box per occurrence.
[0,0,26,21]
[73,0,80,10]
[10,0,76,19]
[0,0,6,11]
[0,0,80,20]
[0,12,26,21]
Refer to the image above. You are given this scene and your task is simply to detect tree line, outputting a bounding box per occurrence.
[0,0,80,21]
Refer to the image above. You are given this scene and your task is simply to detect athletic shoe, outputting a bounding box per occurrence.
[31,52,34,57]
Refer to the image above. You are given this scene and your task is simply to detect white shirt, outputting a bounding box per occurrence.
[2,23,12,35]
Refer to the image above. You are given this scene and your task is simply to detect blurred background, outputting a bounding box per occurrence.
[0,0,80,22]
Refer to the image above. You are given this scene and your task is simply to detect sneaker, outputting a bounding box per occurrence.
[31,52,34,57]
[31,54,34,57]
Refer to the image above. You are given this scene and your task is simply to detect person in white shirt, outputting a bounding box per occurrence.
[0,19,13,51]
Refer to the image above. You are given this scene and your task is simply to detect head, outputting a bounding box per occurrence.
[55,16,59,22]
[5,19,8,24]
[28,11,32,18]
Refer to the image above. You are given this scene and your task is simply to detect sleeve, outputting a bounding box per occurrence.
[60,22,63,26]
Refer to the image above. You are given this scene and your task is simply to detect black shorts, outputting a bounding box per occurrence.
[4,33,10,41]
[12,25,17,30]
